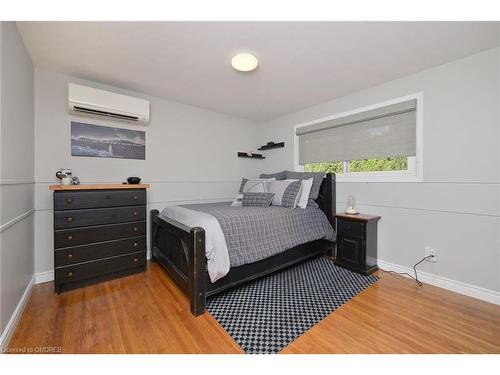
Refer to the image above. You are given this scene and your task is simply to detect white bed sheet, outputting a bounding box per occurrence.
[160,205,230,282]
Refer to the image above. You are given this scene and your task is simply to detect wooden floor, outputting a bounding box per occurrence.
[8,260,500,354]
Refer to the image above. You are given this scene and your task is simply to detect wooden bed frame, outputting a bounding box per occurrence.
[150,173,336,316]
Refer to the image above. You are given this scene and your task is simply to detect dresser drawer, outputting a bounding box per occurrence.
[55,205,146,229]
[54,189,146,210]
[55,251,146,285]
[55,236,145,267]
[54,221,145,248]
[337,220,364,238]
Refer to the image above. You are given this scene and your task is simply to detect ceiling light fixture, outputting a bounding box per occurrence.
[231,53,259,72]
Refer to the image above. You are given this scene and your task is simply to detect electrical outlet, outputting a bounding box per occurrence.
[424,247,437,262]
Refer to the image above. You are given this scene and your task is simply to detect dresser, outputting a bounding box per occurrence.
[49,184,150,293]
[334,213,381,275]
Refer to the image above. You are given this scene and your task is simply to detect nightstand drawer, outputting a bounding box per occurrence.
[55,236,145,267]
[337,236,363,268]
[55,190,146,210]
[54,221,145,248]
[337,220,364,238]
[54,205,146,229]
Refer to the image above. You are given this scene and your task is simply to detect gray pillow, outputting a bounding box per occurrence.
[259,171,286,180]
[242,192,275,207]
[267,180,302,208]
[285,171,325,207]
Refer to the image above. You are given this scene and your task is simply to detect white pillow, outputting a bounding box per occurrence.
[232,180,266,206]
[241,178,275,193]
[231,193,244,207]
[247,182,266,193]
[297,178,314,209]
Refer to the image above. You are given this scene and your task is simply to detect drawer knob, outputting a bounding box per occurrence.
[67,253,73,259]
[66,198,73,204]
[133,227,138,232]
[133,195,138,200]
[67,217,73,222]
[67,235,73,240]
[68,272,73,277]
[133,257,139,263]
[133,242,138,247]
[133,211,138,216]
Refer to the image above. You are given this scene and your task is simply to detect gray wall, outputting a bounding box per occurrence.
[257,47,500,293]
[0,22,35,338]
[34,68,261,274]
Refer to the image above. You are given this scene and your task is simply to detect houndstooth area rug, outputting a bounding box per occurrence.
[206,256,378,354]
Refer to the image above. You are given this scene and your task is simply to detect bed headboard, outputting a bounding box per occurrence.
[316,173,336,230]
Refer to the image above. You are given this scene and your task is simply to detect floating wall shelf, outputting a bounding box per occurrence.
[237,152,265,159]
[258,141,285,151]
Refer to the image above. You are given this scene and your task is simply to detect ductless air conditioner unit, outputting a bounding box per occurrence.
[68,83,150,124]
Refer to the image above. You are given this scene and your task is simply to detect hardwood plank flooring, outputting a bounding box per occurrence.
[8,261,500,354]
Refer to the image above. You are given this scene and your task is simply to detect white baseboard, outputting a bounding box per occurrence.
[378,259,500,305]
[0,275,35,351]
[35,270,54,284]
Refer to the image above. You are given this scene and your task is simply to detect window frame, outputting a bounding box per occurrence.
[294,93,423,182]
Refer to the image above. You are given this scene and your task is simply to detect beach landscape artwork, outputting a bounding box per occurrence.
[71,122,145,160]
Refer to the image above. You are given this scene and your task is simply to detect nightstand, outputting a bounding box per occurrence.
[334,213,381,275]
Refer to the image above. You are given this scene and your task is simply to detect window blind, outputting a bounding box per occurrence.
[297,99,417,165]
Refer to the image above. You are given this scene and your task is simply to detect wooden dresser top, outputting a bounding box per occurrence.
[49,183,150,191]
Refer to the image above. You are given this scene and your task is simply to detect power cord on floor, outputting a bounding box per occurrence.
[383,255,434,286]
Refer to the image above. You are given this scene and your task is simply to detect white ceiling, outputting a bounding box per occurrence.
[17,22,499,121]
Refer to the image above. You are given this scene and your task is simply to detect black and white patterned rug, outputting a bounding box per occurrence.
[206,256,378,354]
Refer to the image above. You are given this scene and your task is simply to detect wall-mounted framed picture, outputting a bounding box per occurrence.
[71,121,145,160]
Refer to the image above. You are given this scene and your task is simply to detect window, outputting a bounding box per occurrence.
[305,156,415,174]
[295,94,422,182]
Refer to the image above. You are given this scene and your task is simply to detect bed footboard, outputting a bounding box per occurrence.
[150,209,206,316]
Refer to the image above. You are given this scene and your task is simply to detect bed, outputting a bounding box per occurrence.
[150,172,336,316]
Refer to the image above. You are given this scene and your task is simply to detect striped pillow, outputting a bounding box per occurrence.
[267,179,303,208]
[281,180,302,208]
[242,192,275,207]
[285,171,325,207]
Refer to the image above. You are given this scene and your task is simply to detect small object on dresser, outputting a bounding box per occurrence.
[71,176,80,185]
[56,168,72,180]
[334,213,381,275]
[345,195,358,214]
[127,176,141,184]
[56,169,73,185]
[61,177,72,185]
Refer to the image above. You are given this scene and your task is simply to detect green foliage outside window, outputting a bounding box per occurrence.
[305,161,343,174]
[349,156,407,172]
[305,156,407,174]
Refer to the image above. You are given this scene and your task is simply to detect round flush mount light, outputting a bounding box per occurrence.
[231,53,259,72]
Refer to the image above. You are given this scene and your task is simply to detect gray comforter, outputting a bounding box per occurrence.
[181,202,335,267]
